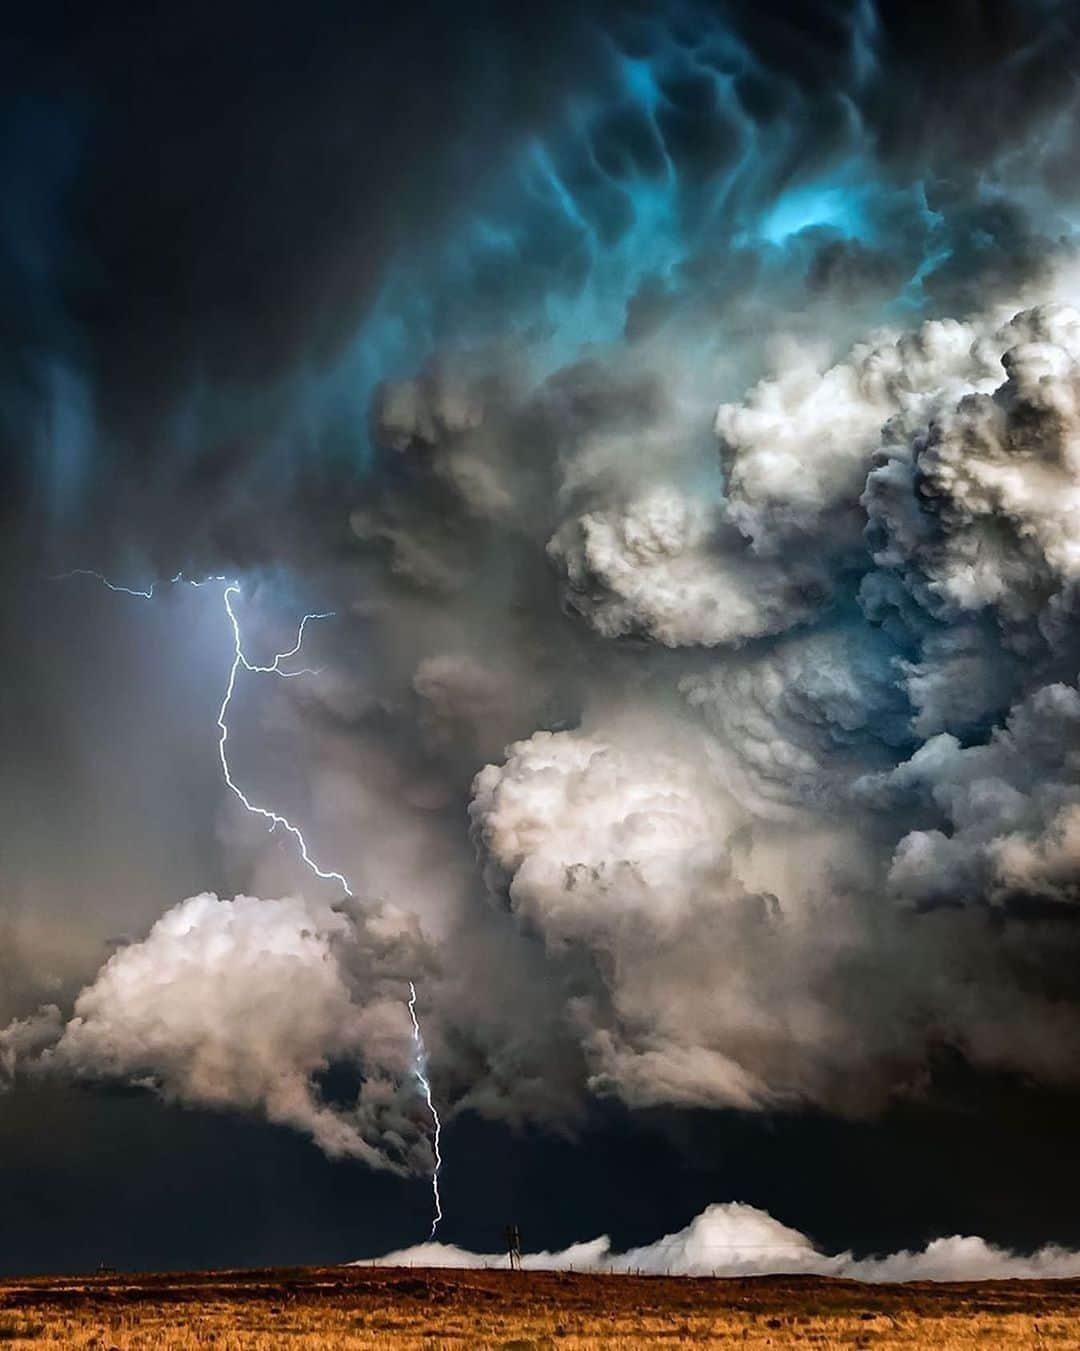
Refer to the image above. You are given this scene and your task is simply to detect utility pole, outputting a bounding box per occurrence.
[504,1224,522,1271]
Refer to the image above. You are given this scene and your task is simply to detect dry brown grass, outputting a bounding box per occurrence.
[4,1264,1080,1348]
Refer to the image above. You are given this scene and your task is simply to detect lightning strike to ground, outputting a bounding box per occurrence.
[54,568,445,1236]
[408,981,444,1239]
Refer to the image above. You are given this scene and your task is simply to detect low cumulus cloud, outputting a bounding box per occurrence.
[361,1201,1080,1281]
[3,893,438,1175]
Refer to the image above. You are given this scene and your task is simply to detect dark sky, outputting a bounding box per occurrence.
[7,1070,1080,1275]
[7,0,1080,1276]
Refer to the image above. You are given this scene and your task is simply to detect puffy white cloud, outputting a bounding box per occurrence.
[864,304,1080,639]
[0,1004,63,1085]
[467,681,1080,1114]
[470,726,792,1110]
[468,724,922,1114]
[548,485,827,647]
[360,1200,1080,1280]
[470,727,741,941]
[857,680,1080,909]
[846,1234,1080,1282]
[715,318,1000,548]
[7,893,436,1173]
[547,314,1025,652]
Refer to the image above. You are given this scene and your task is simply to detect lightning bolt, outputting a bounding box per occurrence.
[54,568,445,1236]
[51,566,169,598]
[217,583,352,893]
[408,981,443,1239]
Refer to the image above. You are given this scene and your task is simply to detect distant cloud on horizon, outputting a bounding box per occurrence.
[358,1202,1080,1283]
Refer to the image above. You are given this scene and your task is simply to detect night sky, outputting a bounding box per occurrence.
[7,0,1080,1276]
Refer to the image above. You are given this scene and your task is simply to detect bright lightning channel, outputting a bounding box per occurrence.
[55,568,444,1236]
[408,981,444,1239]
[217,583,353,893]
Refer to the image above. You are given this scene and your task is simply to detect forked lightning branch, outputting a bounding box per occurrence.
[53,569,444,1238]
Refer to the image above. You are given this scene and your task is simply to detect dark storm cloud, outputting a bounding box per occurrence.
[55,4,613,409]
[2,0,620,556]
[10,0,1080,1271]
[7,0,1080,560]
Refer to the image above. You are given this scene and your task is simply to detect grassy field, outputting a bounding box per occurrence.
[4,1264,1080,1348]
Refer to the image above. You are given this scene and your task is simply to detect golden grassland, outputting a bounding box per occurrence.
[5,1264,1080,1348]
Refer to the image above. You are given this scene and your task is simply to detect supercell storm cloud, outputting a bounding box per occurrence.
[8,0,1080,1264]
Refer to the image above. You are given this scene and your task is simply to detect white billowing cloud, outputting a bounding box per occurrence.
[468,724,911,1114]
[845,1234,1080,1283]
[470,725,782,1110]
[991,801,1080,900]
[547,314,1019,653]
[863,304,1080,638]
[359,1200,1080,1281]
[0,1004,63,1084]
[714,317,1001,548]
[357,1202,819,1274]
[548,485,827,647]
[470,726,741,942]
[857,680,1080,908]
[10,892,434,1173]
[465,697,1080,1113]
[704,297,1080,923]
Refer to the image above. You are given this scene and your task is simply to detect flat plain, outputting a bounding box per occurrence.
[4,1264,1080,1348]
